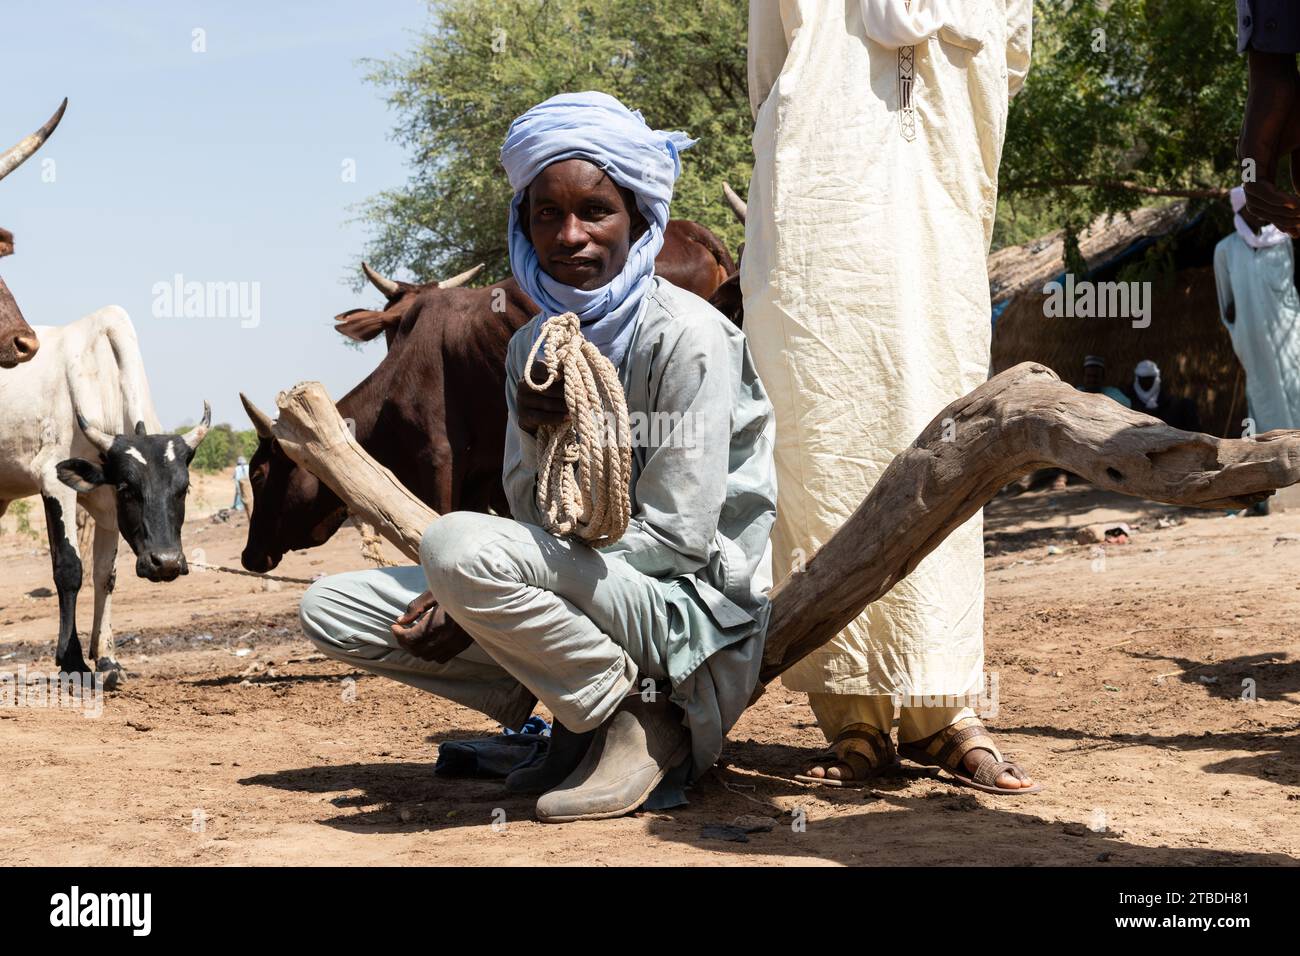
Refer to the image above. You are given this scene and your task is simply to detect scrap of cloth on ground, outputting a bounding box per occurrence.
[741,0,1032,704]
[300,278,777,782]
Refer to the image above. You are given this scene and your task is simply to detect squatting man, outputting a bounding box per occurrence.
[300,92,778,822]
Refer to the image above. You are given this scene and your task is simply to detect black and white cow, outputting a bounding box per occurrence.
[0,305,209,682]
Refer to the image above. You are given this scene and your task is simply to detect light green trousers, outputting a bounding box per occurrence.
[299,512,670,733]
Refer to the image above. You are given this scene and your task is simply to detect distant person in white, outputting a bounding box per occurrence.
[1214,186,1300,435]
[232,455,249,511]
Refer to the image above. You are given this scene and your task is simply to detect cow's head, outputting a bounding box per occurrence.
[55,404,211,582]
[0,99,67,368]
[0,275,39,368]
[238,392,348,573]
[240,261,488,572]
[333,261,484,345]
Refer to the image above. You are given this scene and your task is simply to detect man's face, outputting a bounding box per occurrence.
[1137,374,1157,391]
[1083,365,1104,389]
[525,159,646,290]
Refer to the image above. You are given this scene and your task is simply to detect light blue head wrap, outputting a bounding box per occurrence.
[500,91,695,368]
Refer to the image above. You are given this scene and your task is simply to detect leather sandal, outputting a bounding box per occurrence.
[898,716,1042,796]
[794,722,896,788]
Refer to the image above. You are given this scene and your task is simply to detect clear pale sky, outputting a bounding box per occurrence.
[1,0,434,430]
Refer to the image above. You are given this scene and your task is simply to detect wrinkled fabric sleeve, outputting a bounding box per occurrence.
[748,0,791,121]
[503,329,547,528]
[601,320,734,579]
[1214,240,1236,327]
[1240,0,1300,54]
[1006,0,1033,98]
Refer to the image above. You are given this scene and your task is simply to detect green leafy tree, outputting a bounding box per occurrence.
[360,0,751,283]
[996,0,1246,249]
[182,425,259,473]
[363,0,1252,268]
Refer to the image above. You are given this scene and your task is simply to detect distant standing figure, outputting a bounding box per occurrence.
[233,455,249,511]
[1077,355,1132,408]
[1122,359,1201,431]
[1214,187,1300,434]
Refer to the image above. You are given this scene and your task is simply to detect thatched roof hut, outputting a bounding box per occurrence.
[989,201,1246,436]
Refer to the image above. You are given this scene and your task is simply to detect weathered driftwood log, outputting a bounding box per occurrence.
[272,382,437,561]
[756,362,1300,686]
[272,364,1300,697]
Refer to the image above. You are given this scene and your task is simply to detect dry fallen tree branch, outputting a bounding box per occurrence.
[271,364,1300,704]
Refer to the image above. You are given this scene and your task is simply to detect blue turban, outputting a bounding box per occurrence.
[500,91,695,368]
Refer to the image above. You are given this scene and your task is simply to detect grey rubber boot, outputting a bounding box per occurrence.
[504,722,596,794]
[535,692,690,823]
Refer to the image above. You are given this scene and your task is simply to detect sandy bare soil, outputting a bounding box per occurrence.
[2,473,1298,866]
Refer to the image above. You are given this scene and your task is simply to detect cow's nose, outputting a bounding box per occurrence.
[141,550,184,581]
[241,549,274,573]
[11,332,38,362]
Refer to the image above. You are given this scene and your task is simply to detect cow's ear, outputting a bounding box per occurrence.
[56,458,107,494]
[134,420,148,437]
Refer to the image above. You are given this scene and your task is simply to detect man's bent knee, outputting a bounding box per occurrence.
[299,575,344,651]
[420,511,521,599]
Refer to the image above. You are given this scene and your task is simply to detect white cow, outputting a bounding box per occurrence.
[0,306,209,681]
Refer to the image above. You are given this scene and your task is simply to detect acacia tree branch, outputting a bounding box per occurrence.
[270,366,1300,710]
[757,363,1300,685]
[1010,179,1230,200]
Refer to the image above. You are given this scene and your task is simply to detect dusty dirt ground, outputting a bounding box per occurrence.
[2,470,1298,866]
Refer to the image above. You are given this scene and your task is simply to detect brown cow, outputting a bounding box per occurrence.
[239,275,533,572]
[0,99,66,369]
[335,219,734,348]
[239,219,736,572]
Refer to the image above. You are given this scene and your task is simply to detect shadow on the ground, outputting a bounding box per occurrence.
[238,712,1300,863]
[983,485,1214,554]
[645,766,1300,866]
[997,719,1300,789]
[1127,648,1299,702]
[239,752,1299,864]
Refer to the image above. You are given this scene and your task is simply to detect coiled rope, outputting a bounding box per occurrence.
[524,312,632,545]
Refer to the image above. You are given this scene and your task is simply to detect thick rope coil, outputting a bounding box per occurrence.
[524,312,632,545]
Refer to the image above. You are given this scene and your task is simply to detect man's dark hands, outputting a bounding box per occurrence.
[517,361,568,436]
[1239,51,1300,236]
[390,589,473,662]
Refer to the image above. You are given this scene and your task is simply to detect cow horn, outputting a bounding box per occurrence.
[437,263,485,289]
[181,401,212,450]
[76,412,115,455]
[361,261,401,298]
[240,392,275,439]
[0,99,67,184]
[722,182,747,224]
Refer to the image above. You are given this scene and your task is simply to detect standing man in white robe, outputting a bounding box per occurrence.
[1215,187,1300,433]
[742,0,1039,794]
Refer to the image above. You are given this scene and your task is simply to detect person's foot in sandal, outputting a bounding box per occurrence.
[898,716,1040,795]
[795,723,895,787]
